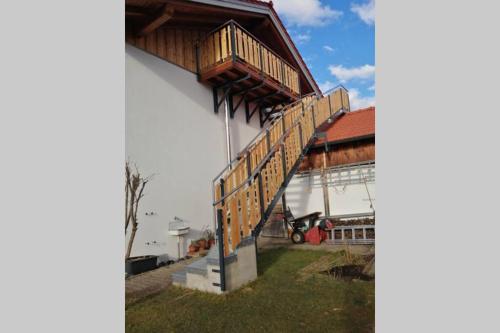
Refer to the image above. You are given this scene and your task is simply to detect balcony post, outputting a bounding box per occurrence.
[229,21,237,62]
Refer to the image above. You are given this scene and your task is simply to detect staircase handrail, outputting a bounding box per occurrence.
[212,85,348,206]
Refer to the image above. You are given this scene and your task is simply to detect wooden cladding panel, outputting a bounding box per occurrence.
[127,27,207,73]
[299,139,375,171]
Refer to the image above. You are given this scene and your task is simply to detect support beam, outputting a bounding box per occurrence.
[232,93,247,118]
[259,105,276,127]
[213,87,219,114]
[248,102,260,124]
[245,100,250,123]
[259,107,268,128]
[138,5,174,36]
[215,74,251,90]
[247,89,282,104]
[213,86,232,113]
[214,74,251,115]
[233,81,265,96]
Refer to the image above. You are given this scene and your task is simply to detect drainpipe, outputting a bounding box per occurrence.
[322,152,331,216]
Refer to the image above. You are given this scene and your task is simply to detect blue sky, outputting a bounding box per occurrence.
[270,0,375,109]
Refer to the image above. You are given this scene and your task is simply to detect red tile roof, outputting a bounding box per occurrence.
[315,107,375,145]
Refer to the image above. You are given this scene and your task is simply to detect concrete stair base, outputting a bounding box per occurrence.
[172,237,258,294]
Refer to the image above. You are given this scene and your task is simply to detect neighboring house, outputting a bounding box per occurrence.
[125,0,320,262]
[286,106,375,217]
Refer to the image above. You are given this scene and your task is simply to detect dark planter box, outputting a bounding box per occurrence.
[125,255,158,275]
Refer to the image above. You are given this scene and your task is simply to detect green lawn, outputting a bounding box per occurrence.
[126,248,374,333]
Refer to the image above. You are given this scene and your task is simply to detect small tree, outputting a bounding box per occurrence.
[125,162,151,260]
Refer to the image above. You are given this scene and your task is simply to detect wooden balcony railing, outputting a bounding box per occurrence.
[197,20,301,96]
[213,86,350,256]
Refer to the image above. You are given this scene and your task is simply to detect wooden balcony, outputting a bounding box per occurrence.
[196,20,301,108]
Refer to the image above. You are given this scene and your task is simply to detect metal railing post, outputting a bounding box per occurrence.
[311,104,317,129]
[327,94,332,116]
[297,123,304,149]
[266,129,271,152]
[257,173,265,220]
[280,143,287,180]
[339,88,344,113]
[246,154,252,185]
[220,178,225,205]
[346,88,351,112]
[216,208,226,292]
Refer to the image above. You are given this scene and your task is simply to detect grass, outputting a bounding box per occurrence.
[126,248,374,333]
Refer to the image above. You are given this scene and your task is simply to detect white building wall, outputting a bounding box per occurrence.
[285,166,375,217]
[125,45,261,261]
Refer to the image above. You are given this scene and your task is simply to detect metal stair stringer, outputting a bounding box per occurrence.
[251,108,345,238]
[211,86,350,291]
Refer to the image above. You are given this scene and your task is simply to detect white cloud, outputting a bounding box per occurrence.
[318,80,336,94]
[323,45,335,53]
[328,64,375,82]
[347,88,375,110]
[270,0,343,27]
[351,0,375,25]
[295,33,311,44]
[368,84,375,91]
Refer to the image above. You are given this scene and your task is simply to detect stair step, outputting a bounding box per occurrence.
[186,257,209,276]
[171,270,187,284]
[206,246,221,265]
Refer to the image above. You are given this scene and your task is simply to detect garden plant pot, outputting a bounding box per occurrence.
[125,255,158,275]
[197,239,207,249]
[208,239,215,248]
[188,244,199,253]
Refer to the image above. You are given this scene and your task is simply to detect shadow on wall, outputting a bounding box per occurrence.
[285,178,313,216]
[186,228,204,244]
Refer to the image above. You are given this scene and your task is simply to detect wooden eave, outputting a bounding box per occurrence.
[125,0,318,95]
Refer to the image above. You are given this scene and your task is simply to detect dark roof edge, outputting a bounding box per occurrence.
[312,134,375,149]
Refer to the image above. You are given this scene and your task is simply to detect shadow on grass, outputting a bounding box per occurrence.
[256,246,288,276]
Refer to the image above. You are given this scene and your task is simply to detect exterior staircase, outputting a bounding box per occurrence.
[174,86,350,293]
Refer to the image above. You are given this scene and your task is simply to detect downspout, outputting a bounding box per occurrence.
[224,87,232,167]
[321,152,331,216]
